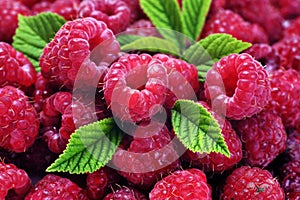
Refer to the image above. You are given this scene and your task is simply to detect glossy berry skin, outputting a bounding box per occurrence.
[0,42,37,93]
[280,161,300,194]
[25,174,87,200]
[78,0,131,34]
[0,162,31,200]
[234,109,287,167]
[149,168,212,200]
[0,86,39,152]
[103,186,147,200]
[205,53,271,120]
[220,166,285,200]
[0,0,31,43]
[40,17,120,90]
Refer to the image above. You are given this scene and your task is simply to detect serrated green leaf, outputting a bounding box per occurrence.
[140,0,183,48]
[46,118,123,174]
[117,34,143,47]
[182,0,212,40]
[171,100,230,157]
[12,12,66,72]
[121,36,181,57]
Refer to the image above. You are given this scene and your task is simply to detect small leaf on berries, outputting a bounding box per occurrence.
[12,12,66,72]
[46,118,123,174]
[171,100,230,157]
[117,34,143,47]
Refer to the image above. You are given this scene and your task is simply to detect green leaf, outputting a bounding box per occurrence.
[46,118,123,174]
[182,0,212,40]
[171,100,230,157]
[12,12,66,72]
[140,0,183,48]
[121,36,181,57]
[117,34,143,47]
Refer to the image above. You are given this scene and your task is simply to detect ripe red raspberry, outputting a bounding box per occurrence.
[112,121,180,190]
[220,166,285,200]
[124,19,159,37]
[287,192,300,200]
[0,162,31,199]
[182,101,242,173]
[280,161,300,194]
[225,0,284,43]
[121,0,140,23]
[205,53,271,120]
[40,17,120,90]
[103,186,147,200]
[272,0,300,19]
[0,42,37,93]
[285,130,300,161]
[77,0,131,34]
[149,168,212,200]
[17,0,40,8]
[0,86,39,152]
[31,0,52,14]
[25,174,87,199]
[0,0,31,43]
[282,17,300,38]
[234,109,287,167]
[201,9,269,44]
[267,69,300,130]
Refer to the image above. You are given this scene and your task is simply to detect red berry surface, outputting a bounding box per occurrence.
[103,186,147,200]
[285,130,300,161]
[125,19,160,37]
[272,0,300,19]
[205,53,271,120]
[280,161,300,195]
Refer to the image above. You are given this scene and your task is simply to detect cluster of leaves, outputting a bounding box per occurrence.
[12,0,251,174]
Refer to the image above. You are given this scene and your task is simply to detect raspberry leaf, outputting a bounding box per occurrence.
[172,100,230,157]
[121,36,181,57]
[12,12,66,72]
[117,34,143,47]
[140,0,183,48]
[181,0,212,40]
[46,118,123,174]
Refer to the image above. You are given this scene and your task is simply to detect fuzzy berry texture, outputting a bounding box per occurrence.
[77,0,131,34]
[0,162,31,200]
[220,166,285,200]
[150,168,212,200]
[0,86,39,152]
[182,101,242,173]
[103,186,147,200]
[285,130,300,161]
[201,9,268,44]
[234,109,287,167]
[25,174,87,200]
[40,17,120,90]
[267,68,300,130]
[280,161,300,195]
[0,42,37,93]
[205,53,271,120]
[112,121,180,190]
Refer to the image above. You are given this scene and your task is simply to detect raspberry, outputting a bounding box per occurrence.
[32,0,52,14]
[182,101,242,173]
[121,0,140,23]
[267,69,300,129]
[77,0,131,34]
[0,162,31,199]
[25,174,87,199]
[225,0,284,43]
[201,9,269,44]
[285,130,300,161]
[233,109,287,167]
[124,19,160,37]
[272,0,300,19]
[149,168,212,200]
[204,53,271,120]
[103,186,147,200]
[40,17,120,90]
[0,86,39,152]
[220,166,285,200]
[112,121,180,190]
[17,0,40,8]
[0,42,37,93]
[280,161,300,194]
[86,167,120,200]
[282,17,300,38]
[0,0,31,43]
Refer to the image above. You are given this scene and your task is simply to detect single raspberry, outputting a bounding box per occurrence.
[244,43,280,72]
[225,0,284,43]
[77,0,131,34]
[86,167,121,200]
[220,166,285,200]
[149,168,212,200]
[40,17,120,90]
[0,162,31,200]
[201,9,269,44]
[0,86,39,152]
[272,0,300,19]
[204,53,271,120]
[285,130,300,161]
[267,68,300,130]
[124,19,160,37]
[280,161,300,194]
[234,109,287,167]
[182,101,242,173]
[103,186,147,200]
[112,121,180,190]
[0,42,37,93]
[0,0,31,43]
[25,174,87,200]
